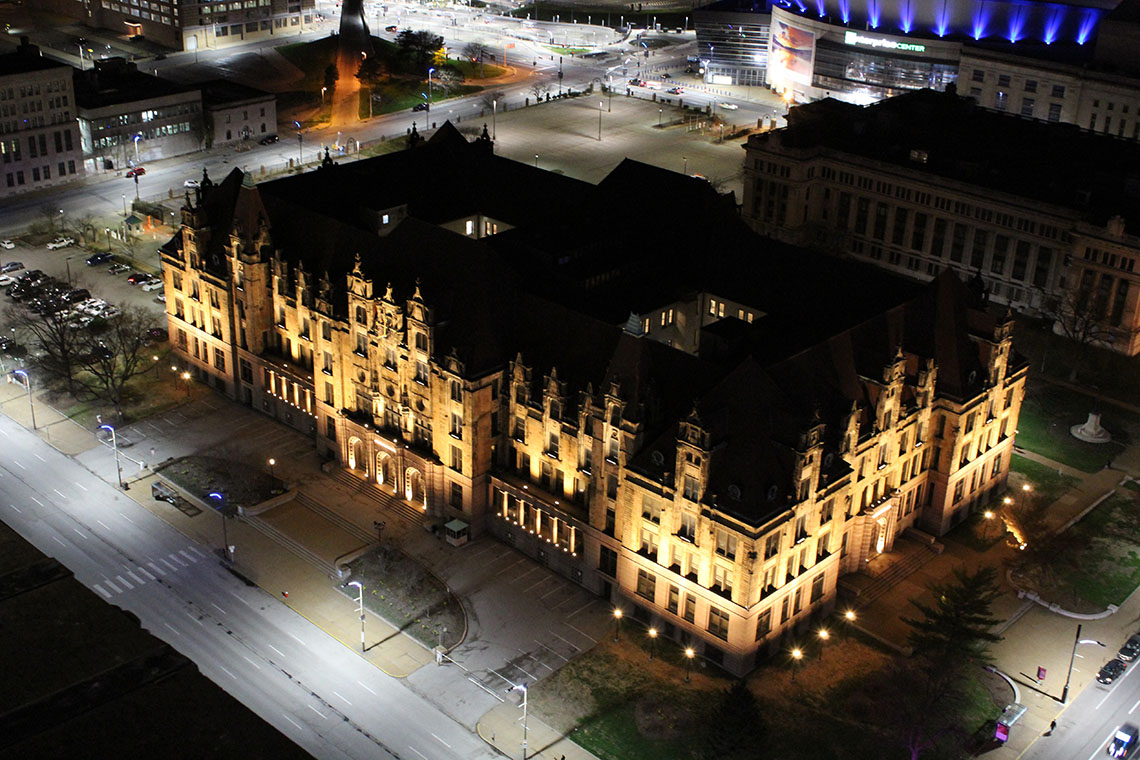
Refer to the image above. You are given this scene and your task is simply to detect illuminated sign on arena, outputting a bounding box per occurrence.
[843,30,927,52]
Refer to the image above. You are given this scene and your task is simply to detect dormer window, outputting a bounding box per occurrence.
[549,400,561,421]
[415,332,428,351]
[355,305,367,324]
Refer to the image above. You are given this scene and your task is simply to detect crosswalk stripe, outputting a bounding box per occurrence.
[137,566,156,580]
[170,554,188,567]
[94,584,111,598]
[116,575,133,590]
[126,571,144,585]
[104,579,121,593]
[179,550,197,563]
[148,562,167,576]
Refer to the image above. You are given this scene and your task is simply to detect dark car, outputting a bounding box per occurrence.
[259,134,279,145]
[1099,658,1128,684]
[143,326,169,342]
[661,72,672,79]
[126,271,151,284]
[0,261,24,273]
[412,102,429,112]
[125,166,146,178]
[1121,635,1140,663]
[62,288,90,304]
[86,252,113,266]
[384,24,398,31]
[1109,723,1139,757]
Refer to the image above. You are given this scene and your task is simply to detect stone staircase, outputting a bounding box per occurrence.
[331,469,426,525]
[842,537,943,609]
[242,513,343,579]
[294,491,376,545]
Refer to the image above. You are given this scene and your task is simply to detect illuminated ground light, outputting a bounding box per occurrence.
[1077,8,1099,44]
[972,3,990,40]
[839,0,850,23]
[1043,7,1063,44]
[899,0,913,33]
[1007,7,1025,42]
[815,0,825,17]
[868,0,880,28]
[935,0,950,36]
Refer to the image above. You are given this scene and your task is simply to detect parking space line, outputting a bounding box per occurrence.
[497,557,526,575]
[539,583,567,600]
[523,575,551,593]
[282,714,303,731]
[537,640,570,662]
[219,665,237,680]
[210,602,226,615]
[53,489,67,499]
[164,622,180,636]
[51,536,66,547]
[566,623,598,643]
[170,554,188,567]
[74,482,87,491]
[8,504,20,513]
[550,632,582,651]
[565,598,598,617]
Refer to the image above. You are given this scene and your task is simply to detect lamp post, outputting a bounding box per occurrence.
[508,682,529,760]
[152,355,160,376]
[98,420,125,489]
[64,255,74,287]
[268,457,276,478]
[492,96,498,140]
[682,155,688,174]
[181,370,191,397]
[348,580,365,652]
[11,369,35,429]
[598,100,604,141]
[59,208,65,234]
[295,121,303,165]
[121,194,127,216]
[427,67,435,114]
[684,646,695,682]
[791,647,803,682]
[647,627,657,660]
[534,154,539,168]
[612,607,623,641]
[818,628,830,660]
[983,509,995,540]
[132,133,141,163]
[208,492,233,561]
[658,107,662,126]
[1061,623,1105,703]
[321,86,327,103]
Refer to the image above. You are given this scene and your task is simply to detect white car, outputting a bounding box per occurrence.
[101,306,122,319]
[184,179,200,189]
[46,237,75,250]
[80,300,107,316]
[0,274,14,287]
[719,102,739,110]
[0,240,14,249]
[141,279,164,292]
[154,294,167,304]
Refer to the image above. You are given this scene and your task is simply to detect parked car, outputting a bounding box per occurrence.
[0,274,14,286]
[719,102,739,110]
[184,179,200,189]
[126,271,151,284]
[141,279,164,292]
[62,288,90,305]
[666,87,683,94]
[154,294,167,304]
[143,327,169,342]
[101,305,122,319]
[1120,635,1140,662]
[258,134,279,145]
[1099,658,1128,684]
[126,166,146,178]
[46,237,75,250]
[108,263,131,275]
[86,252,114,266]
[0,239,13,249]
[1109,723,1139,757]
[0,261,24,273]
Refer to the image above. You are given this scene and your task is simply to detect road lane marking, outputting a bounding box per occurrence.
[116,575,133,590]
[29,496,41,505]
[431,733,451,748]
[119,512,134,524]
[148,562,166,576]
[210,602,226,615]
[164,622,180,636]
[219,665,237,680]
[307,705,327,719]
[74,482,87,491]
[94,584,111,598]
[268,644,285,657]
[228,590,251,606]
[357,681,376,695]
[137,566,155,580]
[51,536,65,547]
[34,453,45,461]
[126,571,144,585]
[52,489,66,499]
[282,714,304,731]
[333,691,352,706]
[186,612,204,627]
[409,746,428,760]
[97,520,111,531]
[73,528,87,540]
[1131,699,1140,715]
[243,655,260,670]
[288,632,305,646]
[8,504,20,513]
[13,460,25,469]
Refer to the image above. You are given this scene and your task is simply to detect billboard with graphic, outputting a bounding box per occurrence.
[770,20,816,88]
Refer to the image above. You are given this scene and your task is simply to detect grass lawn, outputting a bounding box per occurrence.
[45,345,187,429]
[1009,454,1081,506]
[1015,382,1132,472]
[343,544,464,649]
[547,46,591,55]
[275,36,339,91]
[159,454,285,507]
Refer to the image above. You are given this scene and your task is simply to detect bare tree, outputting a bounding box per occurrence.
[39,205,61,235]
[1044,276,1117,381]
[480,90,506,112]
[73,213,98,247]
[462,40,488,77]
[530,79,553,102]
[77,305,152,421]
[6,301,86,394]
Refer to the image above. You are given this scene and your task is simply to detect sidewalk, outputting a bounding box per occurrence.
[478,701,597,760]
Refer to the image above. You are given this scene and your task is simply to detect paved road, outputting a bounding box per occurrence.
[0,413,497,760]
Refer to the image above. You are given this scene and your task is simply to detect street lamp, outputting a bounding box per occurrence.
[818,628,830,660]
[181,370,191,397]
[268,457,276,478]
[983,509,995,539]
[534,154,539,168]
[427,66,435,114]
[132,133,141,163]
[294,121,303,165]
[612,607,623,641]
[684,647,695,682]
[98,420,125,489]
[791,647,803,682]
[658,107,662,126]
[64,255,74,287]
[598,100,604,141]
[507,682,529,760]
[59,208,64,234]
[121,194,127,216]
[844,609,856,622]
[208,492,233,561]
[647,627,657,660]
[492,95,498,140]
[10,369,35,429]
[682,156,688,174]
[152,354,160,376]
[321,86,327,103]
[1062,623,1106,703]
[348,580,365,652]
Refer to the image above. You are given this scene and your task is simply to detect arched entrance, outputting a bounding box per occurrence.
[347,436,365,472]
[405,467,426,509]
[376,452,393,489]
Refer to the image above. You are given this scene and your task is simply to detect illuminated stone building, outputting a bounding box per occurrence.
[743,87,1140,354]
[161,125,1026,675]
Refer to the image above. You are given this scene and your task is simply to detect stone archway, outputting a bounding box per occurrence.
[376,452,393,489]
[347,436,365,472]
[405,467,425,508]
